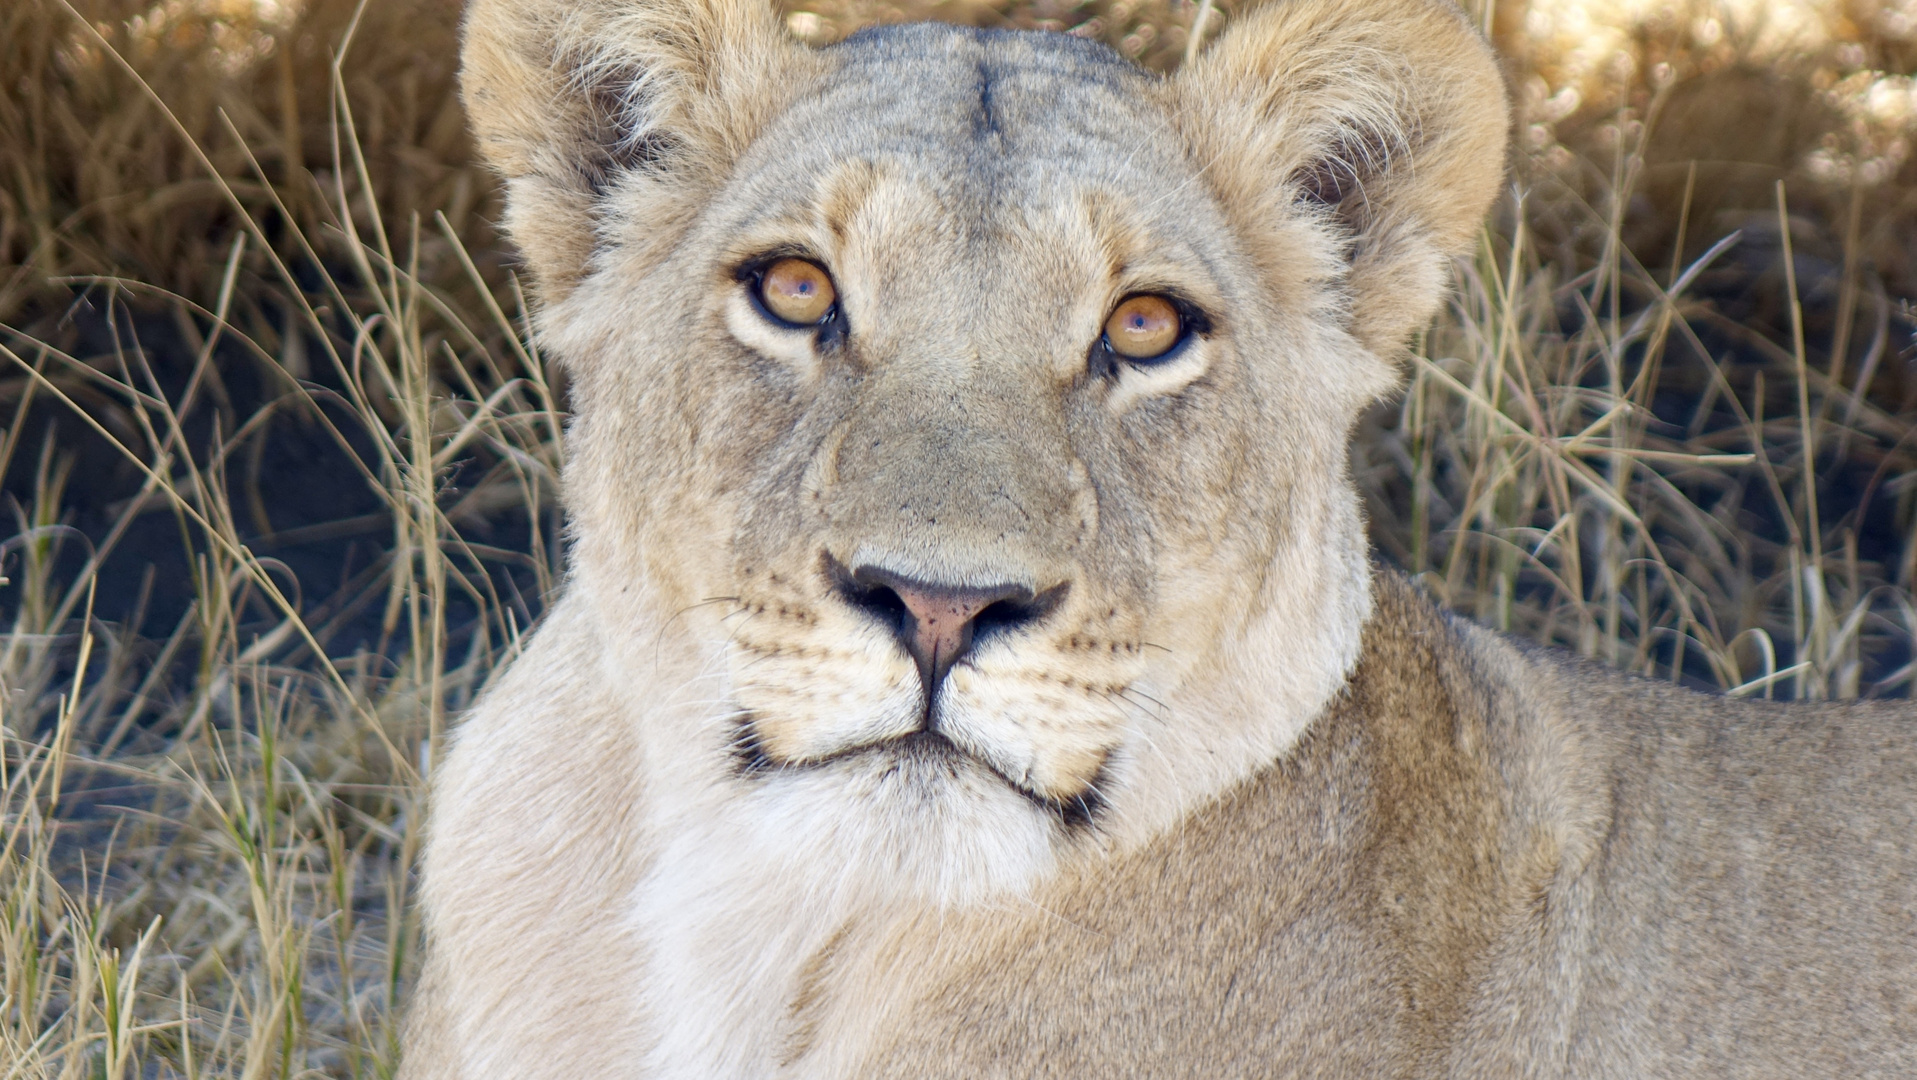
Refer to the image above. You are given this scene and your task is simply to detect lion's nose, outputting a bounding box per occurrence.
[835,563,1062,702]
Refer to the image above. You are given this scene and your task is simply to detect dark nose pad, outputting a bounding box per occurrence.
[833,563,1064,710]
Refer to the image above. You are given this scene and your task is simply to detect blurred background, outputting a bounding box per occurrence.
[2,0,1913,1074]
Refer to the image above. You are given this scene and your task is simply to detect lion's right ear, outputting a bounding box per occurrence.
[461,0,814,299]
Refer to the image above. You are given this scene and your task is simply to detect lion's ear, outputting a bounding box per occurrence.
[1176,0,1510,355]
[461,0,812,299]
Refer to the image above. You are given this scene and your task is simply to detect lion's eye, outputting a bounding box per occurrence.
[1104,295,1182,361]
[758,258,837,326]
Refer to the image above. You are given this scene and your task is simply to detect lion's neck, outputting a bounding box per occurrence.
[1094,485,1378,849]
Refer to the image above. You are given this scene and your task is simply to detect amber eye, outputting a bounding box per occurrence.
[758,258,837,326]
[1104,295,1182,361]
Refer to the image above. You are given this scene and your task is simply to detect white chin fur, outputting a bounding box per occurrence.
[770,757,1054,900]
[631,745,1055,1079]
[691,746,1058,909]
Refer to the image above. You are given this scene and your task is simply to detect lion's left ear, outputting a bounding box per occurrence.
[1175,0,1510,355]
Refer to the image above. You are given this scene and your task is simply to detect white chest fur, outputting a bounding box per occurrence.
[628,750,1061,1078]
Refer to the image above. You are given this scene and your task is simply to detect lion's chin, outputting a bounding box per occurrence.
[738,723,1106,829]
[722,725,1083,905]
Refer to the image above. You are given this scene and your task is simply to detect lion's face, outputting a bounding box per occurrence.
[465,0,1507,898]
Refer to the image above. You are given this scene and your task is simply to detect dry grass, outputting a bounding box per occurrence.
[5,6,551,1073]
[1371,182,1917,700]
[2,0,1914,1075]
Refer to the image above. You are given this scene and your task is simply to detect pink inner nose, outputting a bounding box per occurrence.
[890,585,1005,687]
[837,561,1042,701]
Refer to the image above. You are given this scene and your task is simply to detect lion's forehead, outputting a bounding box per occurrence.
[821,23,1157,158]
[728,24,1192,232]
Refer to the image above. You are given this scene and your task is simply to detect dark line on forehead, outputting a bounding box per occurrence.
[831,23,1139,91]
[972,57,1001,140]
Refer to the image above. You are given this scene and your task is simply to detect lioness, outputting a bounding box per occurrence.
[402,0,1917,1073]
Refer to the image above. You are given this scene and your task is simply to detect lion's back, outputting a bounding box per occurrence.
[1540,658,1917,1076]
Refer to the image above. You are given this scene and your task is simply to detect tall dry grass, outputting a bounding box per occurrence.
[1371,181,1917,701]
[5,3,554,1074]
[2,0,1914,1075]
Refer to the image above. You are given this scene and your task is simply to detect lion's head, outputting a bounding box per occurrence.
[462,0,1507,900]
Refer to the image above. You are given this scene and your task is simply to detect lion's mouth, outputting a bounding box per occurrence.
[731,718,1108,828]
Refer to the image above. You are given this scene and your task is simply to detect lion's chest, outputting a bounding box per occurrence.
[626,794,988,1079]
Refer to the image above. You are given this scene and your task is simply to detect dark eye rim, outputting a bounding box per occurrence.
[736,252,844,335]
[1095,292,1212,372]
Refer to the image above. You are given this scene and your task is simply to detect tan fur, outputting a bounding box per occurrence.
[403,0,1916,1075]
